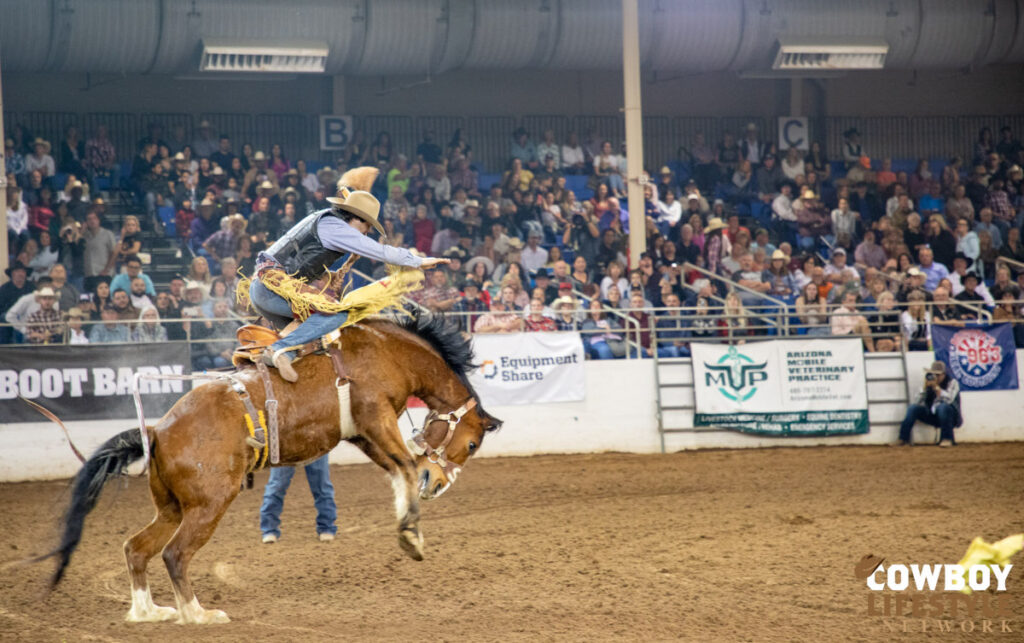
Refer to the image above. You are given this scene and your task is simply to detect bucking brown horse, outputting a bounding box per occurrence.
[40,311,501,624]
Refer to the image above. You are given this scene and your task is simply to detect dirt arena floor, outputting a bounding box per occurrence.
[1,443,1022,641]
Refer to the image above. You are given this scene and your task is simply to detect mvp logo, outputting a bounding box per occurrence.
[704,346,768,401]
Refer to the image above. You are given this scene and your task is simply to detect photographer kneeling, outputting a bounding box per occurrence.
[897,361,961,447]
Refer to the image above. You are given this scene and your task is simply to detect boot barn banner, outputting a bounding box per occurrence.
[692,338,868,436]
[931,323,1019,391]
[468,332,585,406]
[0,343,192,422]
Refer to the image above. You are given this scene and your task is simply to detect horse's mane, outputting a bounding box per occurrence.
[392,309,501,431]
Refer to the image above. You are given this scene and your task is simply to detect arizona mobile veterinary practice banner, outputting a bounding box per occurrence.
[931,323,1019,391]
[468,332,585,406]
[0,343,191,422]
[692,338,868,436]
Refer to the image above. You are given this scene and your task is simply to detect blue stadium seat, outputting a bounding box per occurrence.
[157,205,176,236]
[477,173,501,192]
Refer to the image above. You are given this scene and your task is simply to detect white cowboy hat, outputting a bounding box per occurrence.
[36,287,56,298]
[464,256,495,275]
[33,138,51,153]
[253,150,267,161]
[704,217,727,233]
[326,190,386,237]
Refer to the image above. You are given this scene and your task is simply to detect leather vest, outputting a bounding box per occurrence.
[266,208,349,281]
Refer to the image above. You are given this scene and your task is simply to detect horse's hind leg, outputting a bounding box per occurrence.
[124,466,181,622]
[350,424,424,561]
[162,477,242,624]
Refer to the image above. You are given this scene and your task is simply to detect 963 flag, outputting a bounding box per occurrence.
[931,324,1018,391]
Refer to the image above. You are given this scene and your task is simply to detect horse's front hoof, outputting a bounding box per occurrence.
[175,598,231,625]
[398,528,425,561]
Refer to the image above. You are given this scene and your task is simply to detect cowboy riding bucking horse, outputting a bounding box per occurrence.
[242,167,450,381]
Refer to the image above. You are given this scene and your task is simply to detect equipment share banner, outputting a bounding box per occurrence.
[468,332,585,406]
[692,338,868,436]
[931,323,1019,391]
[0,343,191,422]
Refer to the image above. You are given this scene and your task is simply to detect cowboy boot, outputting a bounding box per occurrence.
[263,348,298,383]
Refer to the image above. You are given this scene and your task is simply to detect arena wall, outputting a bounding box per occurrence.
[1,354,1021,483]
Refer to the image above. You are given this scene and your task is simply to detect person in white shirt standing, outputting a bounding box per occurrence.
[521,230,549,274]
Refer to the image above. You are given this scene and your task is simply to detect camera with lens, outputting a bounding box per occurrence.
[925,373,936,382]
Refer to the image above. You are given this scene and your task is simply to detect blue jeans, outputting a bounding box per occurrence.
[248,279,348,352]
[587,339,615,360]
[898,402,957,444]
[259,455,337,538]
[657,344,690,358]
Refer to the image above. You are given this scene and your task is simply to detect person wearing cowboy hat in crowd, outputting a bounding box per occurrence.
[282,168,308,205]
[897,361,961,447]
[452,277,488,332]
[0,262,34,344]
[952,270,990,319]
[948,252,994,305]
[64,306,90,344]
[441,246,468,288]
[842,128,865,168]
[206,165,228,197]
[702,216,730,277]
[242,151,279,200]
[247,172,449,382]
[25,287,63,344]
[189,197,221,254]
[25,138,56,178]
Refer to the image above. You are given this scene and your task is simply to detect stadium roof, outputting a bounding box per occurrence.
[2,0,1023,76]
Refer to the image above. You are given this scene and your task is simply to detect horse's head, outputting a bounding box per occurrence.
[407,398,501,500]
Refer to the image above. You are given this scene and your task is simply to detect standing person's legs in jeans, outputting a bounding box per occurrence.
[260,455,337,539]
[260,466,297,539]
[303,456,337,537]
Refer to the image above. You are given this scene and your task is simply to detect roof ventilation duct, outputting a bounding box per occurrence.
[198,39,328,73]
[772,37,889,70]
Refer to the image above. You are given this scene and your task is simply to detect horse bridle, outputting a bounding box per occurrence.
[406,398,477,482]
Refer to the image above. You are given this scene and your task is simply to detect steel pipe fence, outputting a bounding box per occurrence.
[8,111,1023,173]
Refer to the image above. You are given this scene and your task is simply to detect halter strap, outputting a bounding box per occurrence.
[406,398,477,480]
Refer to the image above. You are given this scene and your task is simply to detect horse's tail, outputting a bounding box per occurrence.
[35,429,147,588]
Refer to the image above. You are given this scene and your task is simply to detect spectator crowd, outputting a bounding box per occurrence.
[5,117,1024,361]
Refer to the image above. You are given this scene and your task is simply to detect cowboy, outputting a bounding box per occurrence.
[248,174,449,382]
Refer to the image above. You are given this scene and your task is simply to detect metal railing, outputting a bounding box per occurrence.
[995,255,1024,274]
[680,262,789,334]
[4,300,1023,357]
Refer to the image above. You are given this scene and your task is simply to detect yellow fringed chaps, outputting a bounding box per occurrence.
[237,265,424,326]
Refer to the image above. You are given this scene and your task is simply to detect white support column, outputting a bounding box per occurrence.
[622,0,645,269]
